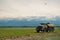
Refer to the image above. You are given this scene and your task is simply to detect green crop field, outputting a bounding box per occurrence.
[0,27,60,40]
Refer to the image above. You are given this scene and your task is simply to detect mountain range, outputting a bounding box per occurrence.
[0,16,60,26]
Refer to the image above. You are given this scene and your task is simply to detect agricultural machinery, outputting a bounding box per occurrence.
[36,23,54,33]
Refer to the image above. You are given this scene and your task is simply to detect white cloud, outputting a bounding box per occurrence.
[0,0,60,19]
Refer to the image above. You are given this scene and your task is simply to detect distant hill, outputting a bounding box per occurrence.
[0,16,60,26]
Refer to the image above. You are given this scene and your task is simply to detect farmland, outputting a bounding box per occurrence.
[0,27,60,40]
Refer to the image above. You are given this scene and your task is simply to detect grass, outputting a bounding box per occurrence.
[0,27,60,40]
[0,28,35,38]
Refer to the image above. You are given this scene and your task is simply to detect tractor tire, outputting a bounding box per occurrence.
[48,27,54,32]
[36,30,40,33]
[36,26,42,33]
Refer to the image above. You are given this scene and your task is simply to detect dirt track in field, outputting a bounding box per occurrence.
[0,32,60,40]
[0,33,47,40]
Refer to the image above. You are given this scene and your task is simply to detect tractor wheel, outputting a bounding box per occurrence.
[36,26,42,33]
[36,30,40,33]
[48,27,54,32]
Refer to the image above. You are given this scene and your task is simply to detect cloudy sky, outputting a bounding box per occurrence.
[0,0,60,19]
